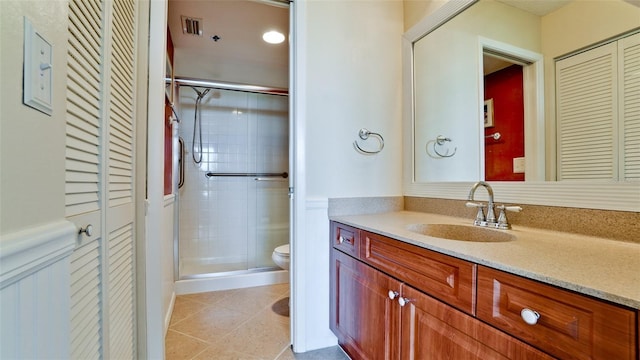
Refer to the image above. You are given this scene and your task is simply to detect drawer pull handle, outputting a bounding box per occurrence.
[388,290,399,300]
[521,308,540,325]
[398,297,411,307]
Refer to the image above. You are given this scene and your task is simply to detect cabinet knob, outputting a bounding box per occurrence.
[79,224,94,237]
[388,290,399,300]
[520,308,540,325]
[338,236,344,244]
[398,297,411,307]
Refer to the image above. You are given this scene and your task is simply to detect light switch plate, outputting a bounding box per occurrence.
[513,157,525,173]
[23,17,53,115]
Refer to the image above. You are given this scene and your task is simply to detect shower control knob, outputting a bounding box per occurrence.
[79,224,94,237]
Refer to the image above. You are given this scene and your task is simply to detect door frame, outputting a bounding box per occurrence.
[142,0,168,358]
[477,37,545,181]
[144,0,305,356]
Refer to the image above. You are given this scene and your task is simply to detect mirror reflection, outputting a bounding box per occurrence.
[412,0,640,183]
[483,53,526,181]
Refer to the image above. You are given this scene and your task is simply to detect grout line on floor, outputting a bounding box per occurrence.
[273,344,291,360]
[166,328,212,345]
[189,345,209,360]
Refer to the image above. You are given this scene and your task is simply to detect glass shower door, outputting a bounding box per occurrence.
[177,86,289,278]
[251,93,290,269]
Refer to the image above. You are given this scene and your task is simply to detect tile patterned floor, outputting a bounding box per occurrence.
[165,283,349,360]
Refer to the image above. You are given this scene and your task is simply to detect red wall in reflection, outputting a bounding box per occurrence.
[484,64,525,181]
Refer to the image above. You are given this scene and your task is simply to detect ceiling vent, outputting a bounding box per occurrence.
[181,16,203,36]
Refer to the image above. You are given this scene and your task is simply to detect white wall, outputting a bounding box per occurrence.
[305,0,404,198]
[292,0,404,352]
[0,1,68,234]
[0,2,76,357]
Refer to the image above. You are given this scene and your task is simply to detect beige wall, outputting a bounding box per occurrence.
[541,0,640,58]
[0,1,68,235]
[403,0,448,31]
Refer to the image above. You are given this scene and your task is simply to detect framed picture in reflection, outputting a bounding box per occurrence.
[484,98,494,128]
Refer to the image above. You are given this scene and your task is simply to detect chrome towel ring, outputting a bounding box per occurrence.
[353,128,384,154]
[431,135,457,158]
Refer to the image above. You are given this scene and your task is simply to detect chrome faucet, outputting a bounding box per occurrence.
[466,181,521,229]
[467,181,496,225]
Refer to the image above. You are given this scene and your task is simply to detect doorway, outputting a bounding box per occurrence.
[479,39,545,181]
[166,0,291,285]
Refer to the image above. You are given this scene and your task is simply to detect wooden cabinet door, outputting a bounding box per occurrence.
[361,231,476,315]
[330,249,401,360]
[400,285,553,360]
[477,266,636,360]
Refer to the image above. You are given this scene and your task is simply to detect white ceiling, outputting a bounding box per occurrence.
[167,0,289,87]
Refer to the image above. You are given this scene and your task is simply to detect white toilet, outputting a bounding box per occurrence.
[272,244,290,270]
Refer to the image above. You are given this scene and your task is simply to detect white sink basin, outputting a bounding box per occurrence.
[407,223,515,242]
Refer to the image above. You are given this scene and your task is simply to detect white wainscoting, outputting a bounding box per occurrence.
[292,198,338,353]
[0,220,76,359]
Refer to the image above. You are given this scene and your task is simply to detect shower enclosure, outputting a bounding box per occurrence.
[175,81,289,279]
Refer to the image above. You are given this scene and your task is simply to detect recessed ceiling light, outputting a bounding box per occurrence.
[262,30,285,44]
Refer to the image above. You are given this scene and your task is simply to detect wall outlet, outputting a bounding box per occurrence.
[513,157,525,173]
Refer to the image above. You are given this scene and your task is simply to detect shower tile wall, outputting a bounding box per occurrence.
[178,88,289,276]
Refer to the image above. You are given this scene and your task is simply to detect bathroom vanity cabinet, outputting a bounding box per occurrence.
[329,221,638,360]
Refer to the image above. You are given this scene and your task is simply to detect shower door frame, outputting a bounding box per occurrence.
[172,79,291,280]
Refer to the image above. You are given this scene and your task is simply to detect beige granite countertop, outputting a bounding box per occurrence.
[330,211,640,310]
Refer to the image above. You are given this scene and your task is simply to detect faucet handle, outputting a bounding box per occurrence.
[465,201,485,208]
[486,202,497,223]
[497,205,523,213]
[496,205,523,229]
[465,202,486,223]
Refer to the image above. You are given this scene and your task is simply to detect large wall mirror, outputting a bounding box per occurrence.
[402,0,640,211]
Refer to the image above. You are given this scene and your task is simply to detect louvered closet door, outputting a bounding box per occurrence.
[620,33,640,180]
[105,0,137,358]
[65,0,137,358]
[66,0,105,358]
[556,42,618,180]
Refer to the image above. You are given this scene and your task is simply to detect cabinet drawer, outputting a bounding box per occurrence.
[331,222,360,258]
[477,266,637,360]
[361,231,476,315]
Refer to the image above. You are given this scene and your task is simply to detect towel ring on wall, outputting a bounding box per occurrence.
[353,128,384,154]
[485,132,501,141]
[431,135,457,158]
